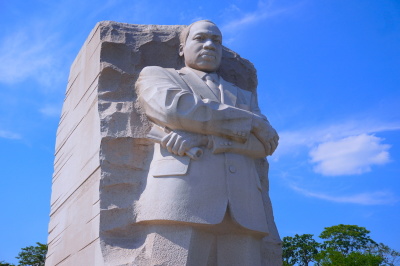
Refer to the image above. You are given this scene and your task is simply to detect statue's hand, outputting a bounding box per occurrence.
[251,116,279,155]
[161,130,209,156]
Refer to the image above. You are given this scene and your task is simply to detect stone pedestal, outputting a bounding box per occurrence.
[47,21,281,266]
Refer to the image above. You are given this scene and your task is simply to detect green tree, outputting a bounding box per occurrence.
[369,243,400,266]
[16,242,47,266]
[282,234,320,266]
[316,224,388,266]
[315,249,383,266]
[0,261,15,266]
[319,224,377,255]
[283,225,400,266]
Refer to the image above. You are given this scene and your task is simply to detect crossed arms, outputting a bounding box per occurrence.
[136,66,278,159]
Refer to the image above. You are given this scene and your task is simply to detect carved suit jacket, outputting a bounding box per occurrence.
[135,66,271,234]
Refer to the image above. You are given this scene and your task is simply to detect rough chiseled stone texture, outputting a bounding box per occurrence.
[47,21,281,265]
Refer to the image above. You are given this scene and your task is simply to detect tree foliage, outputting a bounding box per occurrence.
[0,261,15,266]
[282,224,400,266]
[370,243,400,266]
[283,234,320,266]
[319,224,377,255]
[315,249,383,266]
[15,242,47,266]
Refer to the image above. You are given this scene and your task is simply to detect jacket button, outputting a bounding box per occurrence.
[229,165,236,173]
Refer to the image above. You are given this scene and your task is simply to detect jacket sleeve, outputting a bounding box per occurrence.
[136,66,256,143]
[210,133,268,158]
[209,92,269,158]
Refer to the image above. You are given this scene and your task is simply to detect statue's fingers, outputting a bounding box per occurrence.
[263,141,272,156]
[271,135,279,146]
[161,133,172,148]
[171,135,182,154]
[178,140,188,156]
[269,142,275,156]
[270,141,277,155]
[255,131,266,145]
[271,138,278,150]
[166,133,177,153]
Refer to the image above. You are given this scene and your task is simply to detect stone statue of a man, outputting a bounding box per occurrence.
[135,20,279,265]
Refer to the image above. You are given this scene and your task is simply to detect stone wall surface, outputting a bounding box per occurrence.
[47,21,281,265]
[46,23,104,266]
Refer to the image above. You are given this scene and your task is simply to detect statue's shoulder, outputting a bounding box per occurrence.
[140,65,172,76]
[140,66,178,76]
[137,66,184,88]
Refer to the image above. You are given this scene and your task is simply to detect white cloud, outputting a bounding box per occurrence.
[274,119,399,203]
[271,119,399,176]
[0,130,21,140]
[291,185,398,205]
[221,0,304,33]
[0,28,59,86]
[309,134,391,176]
[39,104,62,118]
[0,0,101,87]
[276,120,400,155]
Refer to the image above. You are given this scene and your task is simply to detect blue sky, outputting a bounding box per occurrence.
[1,0,399,264]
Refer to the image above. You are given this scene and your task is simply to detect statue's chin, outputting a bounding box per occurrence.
[185,57,221,72]
[194,62,220,72]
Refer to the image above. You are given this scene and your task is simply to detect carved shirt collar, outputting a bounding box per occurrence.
[186,67,219,82]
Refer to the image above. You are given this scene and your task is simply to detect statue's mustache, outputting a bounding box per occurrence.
[200,51,217,57]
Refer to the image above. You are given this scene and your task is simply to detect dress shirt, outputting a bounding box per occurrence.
[189,68,221,101]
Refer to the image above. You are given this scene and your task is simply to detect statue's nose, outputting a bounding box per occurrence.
[203,39,216,50]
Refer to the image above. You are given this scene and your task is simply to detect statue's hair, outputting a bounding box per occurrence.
[179,20,219,46]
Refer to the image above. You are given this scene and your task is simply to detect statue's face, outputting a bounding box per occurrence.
[180,22,222,72]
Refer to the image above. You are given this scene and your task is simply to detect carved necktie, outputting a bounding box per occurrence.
[204,73,220,101]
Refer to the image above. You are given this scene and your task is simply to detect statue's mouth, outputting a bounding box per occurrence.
[200,51,216,58]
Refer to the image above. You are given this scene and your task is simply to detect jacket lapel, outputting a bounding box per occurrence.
[219,77,238,106]
[178,67,220,102]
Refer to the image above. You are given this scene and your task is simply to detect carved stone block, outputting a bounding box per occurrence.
[47,21,281,266]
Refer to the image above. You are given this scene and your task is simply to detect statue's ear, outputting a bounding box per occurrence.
[179,44,184,57]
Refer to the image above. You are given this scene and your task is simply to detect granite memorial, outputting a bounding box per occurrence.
[46,20,281,266]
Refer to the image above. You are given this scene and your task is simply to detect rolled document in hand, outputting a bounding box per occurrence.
[146,126,203,160]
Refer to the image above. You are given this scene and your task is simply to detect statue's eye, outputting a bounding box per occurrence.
[194,35,204,41]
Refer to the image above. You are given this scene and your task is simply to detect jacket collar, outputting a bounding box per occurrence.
[178,67,238,106]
